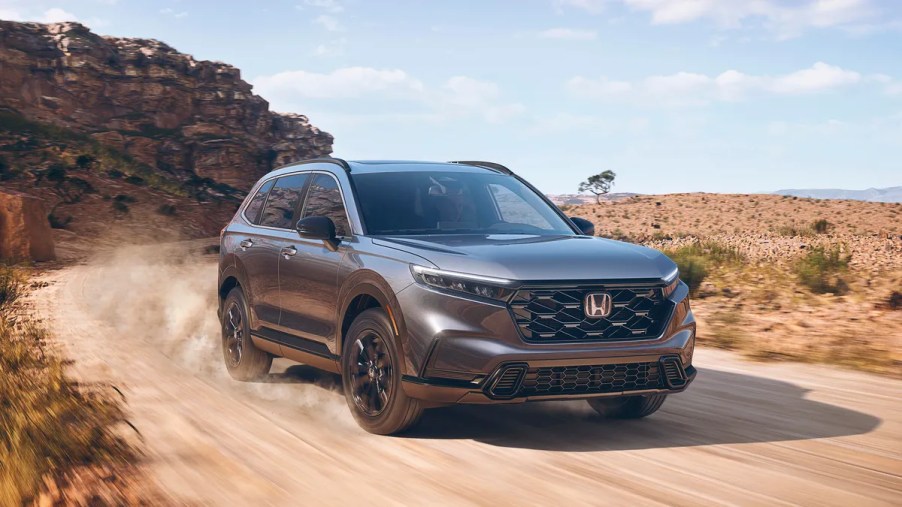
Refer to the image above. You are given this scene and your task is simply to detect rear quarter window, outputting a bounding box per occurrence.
[244,179,275,224]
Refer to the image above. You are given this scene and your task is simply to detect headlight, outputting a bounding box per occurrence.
[410,265,517,301]
[662,269,680,298]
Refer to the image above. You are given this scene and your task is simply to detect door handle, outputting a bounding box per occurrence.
[239,238,254,250]
[281,246,298,259]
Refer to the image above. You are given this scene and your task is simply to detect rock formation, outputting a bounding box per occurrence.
[0,189,55,261]
[0,20,333,190]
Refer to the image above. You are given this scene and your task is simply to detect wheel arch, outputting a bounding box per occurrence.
[337,271,411,373]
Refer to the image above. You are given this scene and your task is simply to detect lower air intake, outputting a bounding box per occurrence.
[660,356,688,388]
[487,365,526,398]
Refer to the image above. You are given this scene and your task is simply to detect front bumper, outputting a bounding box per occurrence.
[395,281,697,405]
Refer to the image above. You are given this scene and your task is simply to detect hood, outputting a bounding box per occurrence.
[373,234,677,283]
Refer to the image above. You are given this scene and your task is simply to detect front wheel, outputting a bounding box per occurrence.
[341,308,423,435]
[587,394,667,419]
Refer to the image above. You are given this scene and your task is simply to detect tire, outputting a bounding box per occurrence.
[221,287,272,381]
[587,394,667,419]
[341,308,423,435]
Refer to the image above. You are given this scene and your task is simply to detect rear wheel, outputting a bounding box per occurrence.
[341,308,423,435]
[221,288,272,381]
[587,394,667,419]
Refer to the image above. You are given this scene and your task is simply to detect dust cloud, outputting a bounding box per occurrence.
[78,240,353,425]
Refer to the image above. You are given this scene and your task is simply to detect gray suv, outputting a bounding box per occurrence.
[218,159,696,434]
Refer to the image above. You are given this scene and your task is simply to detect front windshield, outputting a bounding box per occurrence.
[352,171,575,236]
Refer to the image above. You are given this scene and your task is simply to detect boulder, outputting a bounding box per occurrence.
[0,189,56,261]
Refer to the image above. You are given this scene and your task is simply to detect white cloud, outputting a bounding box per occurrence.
[559,0,882,37]
[254,67,425,100]
[303,0,343,13]
[565,76,632,97]
[568,62,866,106]
[253,68,524,124]
[314,14,342,31]
[0,7,24,20]
[41,7,77,23]
[538,27,598,40]
[554,0,608,14]
[313,38,347,57]
[768,62,860,94]
[159,8,188,19]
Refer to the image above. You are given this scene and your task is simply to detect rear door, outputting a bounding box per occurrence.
[277,173,353,349]
[233,178,282,327]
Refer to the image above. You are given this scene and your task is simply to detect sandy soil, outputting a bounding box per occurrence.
[24,243,902,506]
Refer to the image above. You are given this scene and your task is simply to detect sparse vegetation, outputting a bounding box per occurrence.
[666,250,709,295]
[812,218,831,234]
[794,245,851,294]
[156,203,177,216]
[0,266,23,311]
[578,170,616,204]
[112,201,130,214]
[0,265,136,505]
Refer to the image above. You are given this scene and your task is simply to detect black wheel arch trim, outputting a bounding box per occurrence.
[336,271,412,374]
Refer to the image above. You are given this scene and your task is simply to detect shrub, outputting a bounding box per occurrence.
[47,212,72,229]
[123,175,145,186]
[812,218,830,234]
[114,194,137,204]
[107,169,124,179]
[156,204,177,216]
[0,266,22,311]
[44,164,67,183]
[667,251,709,296]
[112,201,129,214]
[75,154,96,169]
[794,246,851,294]
[0,320,134,505]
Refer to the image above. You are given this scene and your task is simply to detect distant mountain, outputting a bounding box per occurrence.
[772,187,902,203]
[547,193,638,206]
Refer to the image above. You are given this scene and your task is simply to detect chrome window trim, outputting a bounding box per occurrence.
[240,169,356,238]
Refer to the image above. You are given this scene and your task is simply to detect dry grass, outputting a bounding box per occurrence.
[0,266,142,505]
[570,194,902,377]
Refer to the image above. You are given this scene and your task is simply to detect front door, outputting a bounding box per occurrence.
[278,173,353,351]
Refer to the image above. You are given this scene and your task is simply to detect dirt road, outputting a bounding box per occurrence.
[31,245,902,505]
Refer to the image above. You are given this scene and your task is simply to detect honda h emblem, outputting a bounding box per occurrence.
[584,292,613,318]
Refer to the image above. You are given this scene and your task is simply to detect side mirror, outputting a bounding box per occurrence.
[296,216,339,250]
[569,217,595,236]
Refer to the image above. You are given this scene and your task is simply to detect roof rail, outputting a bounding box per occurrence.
[315,157,351,172]
[449,160,514,175]
[275,157,351,173]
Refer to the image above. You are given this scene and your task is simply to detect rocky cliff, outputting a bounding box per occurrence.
[0,20,332,190]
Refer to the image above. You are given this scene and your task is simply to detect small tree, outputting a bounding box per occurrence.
[578,170,616,204]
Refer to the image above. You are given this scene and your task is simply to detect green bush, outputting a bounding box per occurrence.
[0,266,22,311]
[795,246,851,294]
[114,194,137,204]
[156,204,177,216]
[666,251,709,295]
[112,201,129,214]
[812,219,830,234]
[47,212,72,229]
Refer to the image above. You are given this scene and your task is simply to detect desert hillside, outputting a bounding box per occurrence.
[566,193,901,376]
[0,20,333,254]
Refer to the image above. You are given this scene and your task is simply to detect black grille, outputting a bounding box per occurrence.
[519,362,663,397]
[509,285,672,342]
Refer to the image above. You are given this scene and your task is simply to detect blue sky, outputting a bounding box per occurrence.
[2,0,901,194]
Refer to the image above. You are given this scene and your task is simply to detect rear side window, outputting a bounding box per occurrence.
[301,174,351,237]
[258,173,309,229]
[244,179,275,224]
